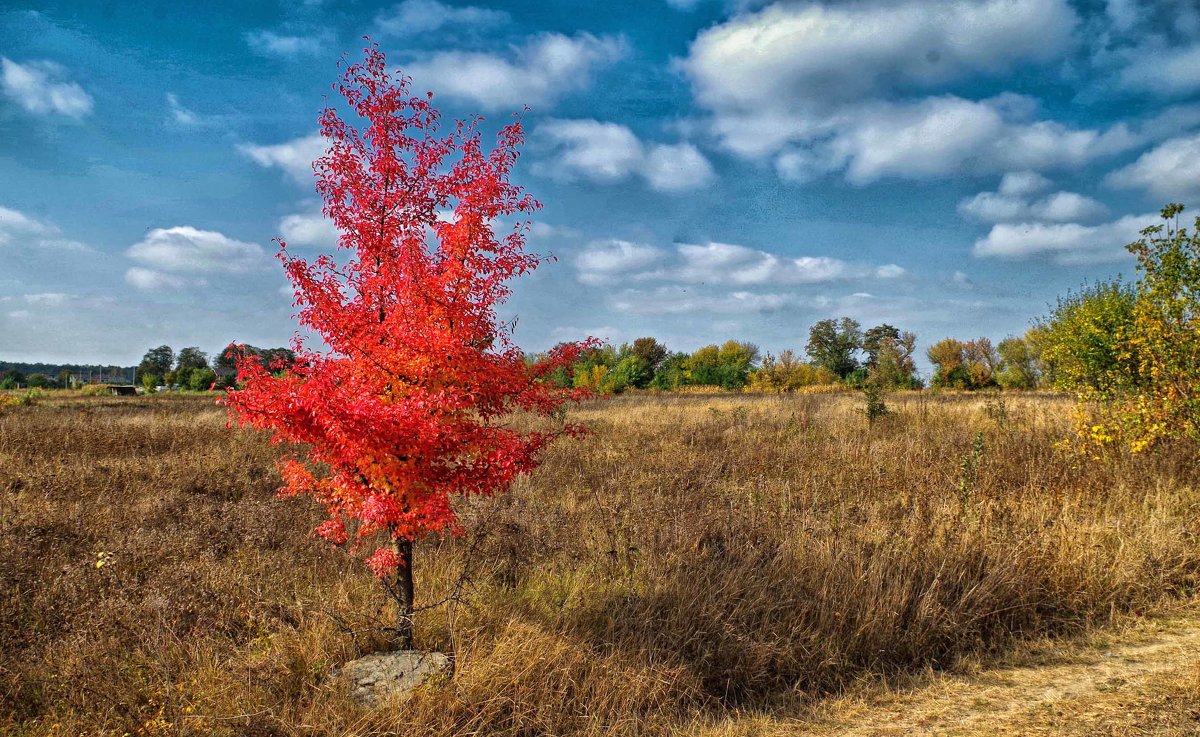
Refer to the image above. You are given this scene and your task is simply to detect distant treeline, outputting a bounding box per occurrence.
[535,307,1092,395]
[0,362,135,389]
[536,319,927,394]
[0,282,1130,398]
[0,361,134,377]
[134,344,295,391]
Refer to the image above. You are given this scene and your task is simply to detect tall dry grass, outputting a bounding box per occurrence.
[1,391,1198,735]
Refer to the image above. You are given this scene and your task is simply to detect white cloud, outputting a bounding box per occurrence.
[972,212,1156,263]
[279,205,339,248]
[126,226,270,275]
[1,58,93,119]
[535,119,715,192]
[676,1,1151,184]
[1035,192,1109,222]
[828,97,1137,184]
[575,239,666,286]
[537,120,642,183]
[0,205,89,251]
[23,292,71,306]
[575,239,900,288]
[755,96,1138,184]
[244,30,328,57]
[672,243,848,285]
[239,133,327,185]
[375,0,509,34]
[0,206,50,244]
[682,0,1076,116]
[1106,132,1200,198]
[124,267,188,291]
[527,221,578,240]
[405,33,625,110]
[165,92,200,126]
[1117,43,1200,96]
[998,171,1052,196]
[642,143,716,192]
[959,177,1107,224]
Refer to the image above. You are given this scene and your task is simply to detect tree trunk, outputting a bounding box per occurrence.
[394,537,415,650]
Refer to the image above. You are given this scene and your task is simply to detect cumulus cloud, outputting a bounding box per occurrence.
[972,212,1156,264]
[124,226,270,290]
[1117,43,1200,96]
[675,0,1156,183]
[1,57,93,118]
[279,205,339,248]
[375,0,509,34]
[998,171,1052,196]
[959,174,1108,224]
[671,243,850,285]
[239,133,327,184]
[244,30,329,57]
[682,0,1074,116]
[575,238,903,289]
[1106,132,1200,198]
[829,97,1136,184]
[575,240,666,285]
[404,32,624,110]
[535,119,715,192]
[0,205,88,251]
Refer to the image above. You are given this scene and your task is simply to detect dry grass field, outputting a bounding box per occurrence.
[2,391,1200,736]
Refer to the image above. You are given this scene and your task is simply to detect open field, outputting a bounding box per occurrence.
[2,392,1200,735]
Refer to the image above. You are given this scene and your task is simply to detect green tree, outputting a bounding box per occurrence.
[141,372,160,392]
[927,338,965,389]
[868,331,919,389]
[1084,204,1200,451]
[572,345,617,390]
[25,373,53,389]
[629,337,668,375]
[747,350,837,392]
[651,352,688,390]
[137,345,174,384]
[603,356,650,393]
[175,347,210,372]
[963,338,999,389]
[995,335,1040,389]
[186,367,218,391]
[862,324,900,368]
[1035,279,1139,395]
[806,317,862,379]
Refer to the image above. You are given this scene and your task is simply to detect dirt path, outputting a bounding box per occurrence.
[698,612,1200,736]
[814,615,1200,736]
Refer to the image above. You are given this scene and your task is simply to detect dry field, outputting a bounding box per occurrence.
[2,392,1199,736]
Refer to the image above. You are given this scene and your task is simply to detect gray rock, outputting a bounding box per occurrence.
[339,650,451,706]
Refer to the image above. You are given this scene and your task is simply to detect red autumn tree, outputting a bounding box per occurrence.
[222,43,591,650]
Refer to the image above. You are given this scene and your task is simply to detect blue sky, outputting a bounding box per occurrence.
[1,0,1198,368]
